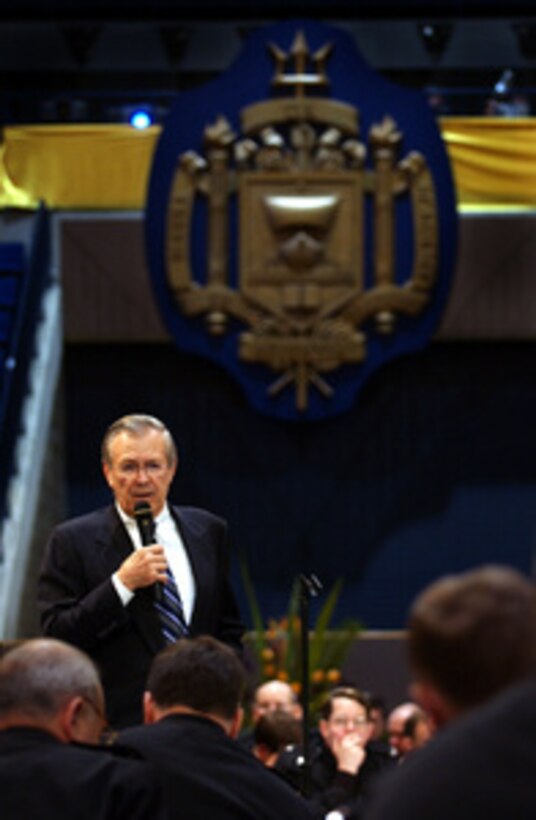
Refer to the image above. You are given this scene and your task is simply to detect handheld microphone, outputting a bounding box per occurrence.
[133,501,162,603]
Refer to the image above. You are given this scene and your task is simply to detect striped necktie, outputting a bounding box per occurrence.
[154,566,189,643]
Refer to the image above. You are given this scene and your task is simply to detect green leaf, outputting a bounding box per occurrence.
[239,557,265,655]
[309,579,343,671]
[284,579,301,681]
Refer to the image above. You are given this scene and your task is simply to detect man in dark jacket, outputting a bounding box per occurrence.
[119,635,314,820]
[0,638,164,820]
[38,413,244,728]
[366,564,536,820]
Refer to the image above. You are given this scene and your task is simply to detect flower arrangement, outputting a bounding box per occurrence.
[241,565,362,719]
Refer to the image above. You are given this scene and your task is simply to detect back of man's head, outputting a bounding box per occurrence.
[254,710,302,753]
[409,565,536,719]
[145,636,245,722]
[0,638,104,741]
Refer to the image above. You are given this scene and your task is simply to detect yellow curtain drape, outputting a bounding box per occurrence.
[1,118,535,211]
[0,124,160,210]
[441,117,536,209]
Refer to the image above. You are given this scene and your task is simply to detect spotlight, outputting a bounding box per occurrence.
[493,69,514,98]
[129,108,153,129]
[418,22,452,59]
[106,102,168,127]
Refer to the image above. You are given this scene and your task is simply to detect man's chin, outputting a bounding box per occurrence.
[126,497,154,515]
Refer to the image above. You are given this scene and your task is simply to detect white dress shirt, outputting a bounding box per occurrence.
[112,503,196,623]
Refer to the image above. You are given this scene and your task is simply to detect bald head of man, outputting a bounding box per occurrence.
[252,680,302,723]
[0,638,107,744]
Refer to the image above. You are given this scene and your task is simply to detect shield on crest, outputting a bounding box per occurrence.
[146,21,457,421]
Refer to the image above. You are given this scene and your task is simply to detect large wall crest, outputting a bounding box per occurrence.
[147,21,457,420]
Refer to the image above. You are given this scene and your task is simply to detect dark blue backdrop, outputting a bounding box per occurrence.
[63,340,536,630]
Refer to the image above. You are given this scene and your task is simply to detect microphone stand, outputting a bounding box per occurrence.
[298,573,322,799]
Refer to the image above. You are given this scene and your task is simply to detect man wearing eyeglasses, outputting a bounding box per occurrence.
[0,638,165,820]
[38,414,244,730]
[277,687,394,817]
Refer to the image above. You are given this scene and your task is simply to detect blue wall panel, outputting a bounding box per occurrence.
[63,341,536,629]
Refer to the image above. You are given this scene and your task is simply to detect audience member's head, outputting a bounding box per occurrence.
[253,710,302,767]
[368,694,388,742]
[143,636,246,737]
[404,708,433,750]
[408,565,536,727]
[319,686,373,751]
[0,638,107,744]
[251,679,302,723]
[387,702,433,759]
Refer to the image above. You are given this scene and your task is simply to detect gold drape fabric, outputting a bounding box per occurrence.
[1,118,535,211]
[441,117,536,209]
[0,124,160,209]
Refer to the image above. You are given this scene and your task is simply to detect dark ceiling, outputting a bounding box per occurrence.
[1,3,534,123]
[2,0,536,18]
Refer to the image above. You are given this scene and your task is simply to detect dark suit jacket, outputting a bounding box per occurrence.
[0,726,164,820]
[37,505,244,728]
[119,713,314,820]
[366,677,536,820]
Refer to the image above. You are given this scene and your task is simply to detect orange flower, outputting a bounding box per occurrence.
[326,668,341,684]
[261,647,275,661]
[311,669,325,683]
[277,670,289,682]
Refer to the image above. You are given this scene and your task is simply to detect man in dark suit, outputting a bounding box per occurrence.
[366,565,536,820]
[38,413,244,728]
[366,676,536,820]
[0,638,165,820]
[118,635,314,820]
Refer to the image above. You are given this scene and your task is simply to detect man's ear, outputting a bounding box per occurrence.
[228,706,244,739]
[143,691,158,724]
[252,742,269,763]
[102,461,113,489]
[59,696,86,743]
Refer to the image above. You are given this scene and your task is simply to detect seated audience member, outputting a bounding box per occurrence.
[118,636,314,819]
[240,678,303,750]
[367,695,387,744]
[253,679,303,720]
[387,702,433,761]
[253,709,303,768]
[402,708,433,752]
[366,565,536,820]
[386,702,418,759]
[0,638,164,820]
[277,686,393,817]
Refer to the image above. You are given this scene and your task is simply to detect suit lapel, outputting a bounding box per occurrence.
[171,507,216,634]
[95,506,133,569]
